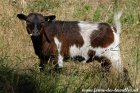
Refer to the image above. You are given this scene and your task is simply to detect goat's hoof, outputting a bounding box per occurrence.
[39,66,44,72]
[54,64,63,73]
[55,67,62,73]
[81,60,87,64]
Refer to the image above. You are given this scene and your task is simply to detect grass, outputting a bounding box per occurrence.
[0,55,132,93]
[0,0,140,93]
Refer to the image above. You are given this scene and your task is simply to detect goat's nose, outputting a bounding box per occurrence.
[31,24,40,36]
[32,29,40,36]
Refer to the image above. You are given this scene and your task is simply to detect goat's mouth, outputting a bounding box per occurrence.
[29,33,40,37]
[29,31,41,37]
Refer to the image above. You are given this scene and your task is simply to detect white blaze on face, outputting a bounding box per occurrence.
[54,37,63,67]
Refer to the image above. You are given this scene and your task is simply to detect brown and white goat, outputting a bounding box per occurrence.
[17,12,123,72]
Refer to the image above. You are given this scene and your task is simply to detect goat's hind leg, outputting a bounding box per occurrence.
[101,56,112,73]
[96,56,112,73]
[95,56,112,79]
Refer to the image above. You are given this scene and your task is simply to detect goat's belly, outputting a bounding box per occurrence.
[69,43,116,59]
[69,45,81,57]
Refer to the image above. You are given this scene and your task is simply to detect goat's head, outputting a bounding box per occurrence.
[17,13,56,37]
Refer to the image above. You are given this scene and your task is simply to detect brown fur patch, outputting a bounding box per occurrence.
[90,23,114,48]
[44,21,84,57]
[88,50,95,58]
[86,50,96,62]
[29,20,84,69]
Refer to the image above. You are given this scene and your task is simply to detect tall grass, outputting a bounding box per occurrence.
[0,0,140,93]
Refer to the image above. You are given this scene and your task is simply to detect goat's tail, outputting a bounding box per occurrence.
[113,11,122,34]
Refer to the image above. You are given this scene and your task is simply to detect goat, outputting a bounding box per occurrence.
[17,12,123,73]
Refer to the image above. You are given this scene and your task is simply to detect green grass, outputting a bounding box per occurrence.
[27,0,60,12]
[0,0,140,93]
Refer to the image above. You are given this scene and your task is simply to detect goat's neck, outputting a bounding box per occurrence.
[31,34,47,56]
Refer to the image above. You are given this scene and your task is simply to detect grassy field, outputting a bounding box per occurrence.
[0,0,140,93]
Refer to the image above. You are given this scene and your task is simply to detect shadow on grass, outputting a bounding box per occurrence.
[0,55,134,93]
[0,66,38,93]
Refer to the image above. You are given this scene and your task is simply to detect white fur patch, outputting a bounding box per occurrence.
[54,37,63,67]
[69,22,99,62]
[58,54,63,67]
[92,31,122,72]
[69,22,122,72]
[69,45,81,57]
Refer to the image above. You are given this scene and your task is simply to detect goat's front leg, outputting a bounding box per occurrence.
[54,37,63,71]
[39,59,46,71]
[39,57,52,71]
[54,54,63,72]
[58,54,64,68]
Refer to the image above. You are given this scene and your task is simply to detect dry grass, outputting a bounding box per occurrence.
[0,0,140,93]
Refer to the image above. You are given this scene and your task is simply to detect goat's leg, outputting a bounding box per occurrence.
[39,59,45,71]
[54,54,63,72]
[39,57,52,71]
[54,37,63,72]
[57,54,64,68]
[101,56,112,73]
[96,56,112,72]
[94,56,112,79]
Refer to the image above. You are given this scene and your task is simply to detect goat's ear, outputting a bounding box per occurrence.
[17,14,27,21]
[44,15,56,22]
